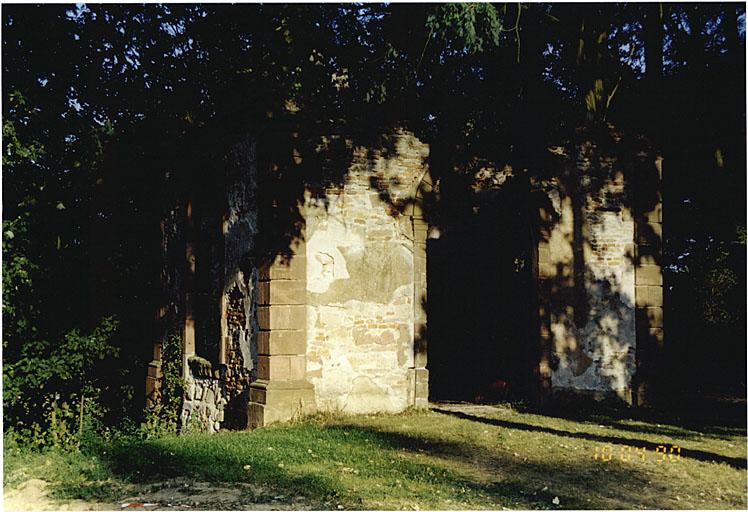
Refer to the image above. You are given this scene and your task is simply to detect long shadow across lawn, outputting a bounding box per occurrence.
[519,392,748,440]
[67,420,674,510]
[321,423,675,510]
[107,439,340,506]
[433,408,747,469]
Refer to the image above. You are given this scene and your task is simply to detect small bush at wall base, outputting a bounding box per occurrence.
[141,335,184,437]
[3,317,120,449]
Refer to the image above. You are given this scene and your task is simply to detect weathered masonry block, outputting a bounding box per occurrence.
[152,129,434,431]
[536,213,554,403]
[633,153,664,406]
[410,178,431,409]
[250,250,316,427]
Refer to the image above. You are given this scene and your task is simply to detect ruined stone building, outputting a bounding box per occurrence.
[145,124,663,431]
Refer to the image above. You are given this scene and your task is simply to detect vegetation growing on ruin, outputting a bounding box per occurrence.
[142,335,185,438]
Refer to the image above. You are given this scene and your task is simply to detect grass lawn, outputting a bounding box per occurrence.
[4,403,747,510]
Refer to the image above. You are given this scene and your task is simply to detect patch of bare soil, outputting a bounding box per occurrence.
[4,477,318,511]
[3,478,117,511]
[120,478,317,510]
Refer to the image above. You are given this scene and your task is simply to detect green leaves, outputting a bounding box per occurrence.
[2,95,45,168]
[3,316,121,447]
[425,3,502,54]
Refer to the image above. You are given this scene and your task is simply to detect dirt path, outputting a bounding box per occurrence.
[3,477,318,511]
[117,479,316,511]
[3,478,115,511]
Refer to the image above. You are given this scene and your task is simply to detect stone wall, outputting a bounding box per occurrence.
[179,137,259,431]
[538,136,632,401]
[181,357,226,432]
[536,130,661,403]
[219,137,259,427]
[153,125,664,429]
[632,145,664,406]
[304,130,429,413]
[146,202,186,405]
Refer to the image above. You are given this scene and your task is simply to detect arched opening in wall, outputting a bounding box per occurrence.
[427,173,539,403]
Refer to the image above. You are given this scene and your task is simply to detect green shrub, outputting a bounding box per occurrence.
[3,317,120,449]
[141,334,184,437]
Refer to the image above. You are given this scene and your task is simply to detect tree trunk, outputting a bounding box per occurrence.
[643,3,663,92]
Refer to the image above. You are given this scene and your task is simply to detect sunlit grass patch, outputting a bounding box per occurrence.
[3,442,124,502]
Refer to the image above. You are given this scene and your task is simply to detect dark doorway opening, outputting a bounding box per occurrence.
[427,174,538,403]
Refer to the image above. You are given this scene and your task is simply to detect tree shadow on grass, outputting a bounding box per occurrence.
[432,408,747,469]
[592,419,745,443]
[517,392,748,438]
[503,394,748,446]
[319,423,676,510]
[105,441,340,508]
[582,414,746,443]
[60,421,721,510]
[435,398,745,452]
